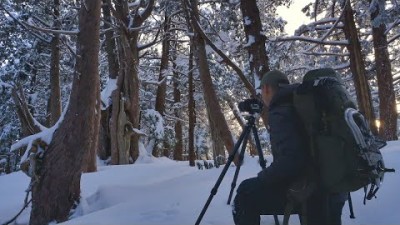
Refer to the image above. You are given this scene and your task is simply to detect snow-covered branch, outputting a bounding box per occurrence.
[388,33,400,44]
[304,1,347,52]
[139,0,155,22]
[190,18,256,97]
[0,4,50,43]
[23,21,79,35]
[141,78,166,86]
[332,62,350,70]
[300,51,349,57]
[271,36,349,46]
[128,25,150,32]
[385,18,400,34]
[137,26,161,51]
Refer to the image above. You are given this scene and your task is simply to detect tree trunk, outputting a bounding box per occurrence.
[102,0,119,80]
[29,0,101,224]
[239,0,270,127]
[154,7,171,156]
[342,0,377,134]
[12,86,42,137]
[109,0,154,164]
[188,45,196,166]
[48,0,62,126]
[185,0,235,159]
[369,0,398,140]
[109,67,124,164]
[98,0,120,160]
[208,112,225,161]
[173,57,183,161]
[98,109,111,160]
[126,1,155,162]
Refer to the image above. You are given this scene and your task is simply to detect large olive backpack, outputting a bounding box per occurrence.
[293,68,392,197]
[282,68,394,225]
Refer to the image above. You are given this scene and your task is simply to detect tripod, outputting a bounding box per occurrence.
[195,114,279,225]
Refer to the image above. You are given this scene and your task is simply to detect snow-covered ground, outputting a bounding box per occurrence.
[1,142,399,225]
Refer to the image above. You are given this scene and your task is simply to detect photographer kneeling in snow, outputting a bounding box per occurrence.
[232,70,347,225]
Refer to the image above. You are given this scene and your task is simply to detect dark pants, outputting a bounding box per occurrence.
[232,177,346,225]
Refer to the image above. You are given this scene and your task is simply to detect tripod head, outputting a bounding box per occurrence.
[238,98,263,115]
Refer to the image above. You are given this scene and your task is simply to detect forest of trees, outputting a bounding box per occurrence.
[0,0,399,224]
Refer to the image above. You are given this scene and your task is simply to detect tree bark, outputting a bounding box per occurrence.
[48,0,62,126]
[188,44,196,166]
[369,0,398,140]
[102,0,119,80]
[342,0,377,133]
[154,6,171,156]
[185,0,235,158]
[173,56,183,161]
[29,0,101,224]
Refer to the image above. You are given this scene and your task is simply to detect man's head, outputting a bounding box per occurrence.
[259,70,289,107]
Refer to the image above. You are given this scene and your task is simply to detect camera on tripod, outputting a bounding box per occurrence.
[238,98,264,114]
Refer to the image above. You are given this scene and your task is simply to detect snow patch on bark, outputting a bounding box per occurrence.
[100,78,118,110]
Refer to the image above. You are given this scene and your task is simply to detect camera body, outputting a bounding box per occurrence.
[238,98,263,114]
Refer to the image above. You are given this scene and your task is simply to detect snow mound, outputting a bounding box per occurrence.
[0,142,399,225]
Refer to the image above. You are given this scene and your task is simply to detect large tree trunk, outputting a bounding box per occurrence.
[342,0,377,134]
[109,0,154,164]
[29,0,101,224]
[48,0,62,126]
[185,0,235,159]
[369,0,398,140]
[188,45,196,166]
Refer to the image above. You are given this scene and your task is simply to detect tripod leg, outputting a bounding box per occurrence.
[251,126,267,169]
[195,124,252,225]
[227,129,250,205]
[348,192,355,219]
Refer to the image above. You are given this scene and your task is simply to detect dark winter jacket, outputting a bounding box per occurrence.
[257,84,308,186]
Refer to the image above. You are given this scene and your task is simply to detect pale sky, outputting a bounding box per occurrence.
[277,0,314,35]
